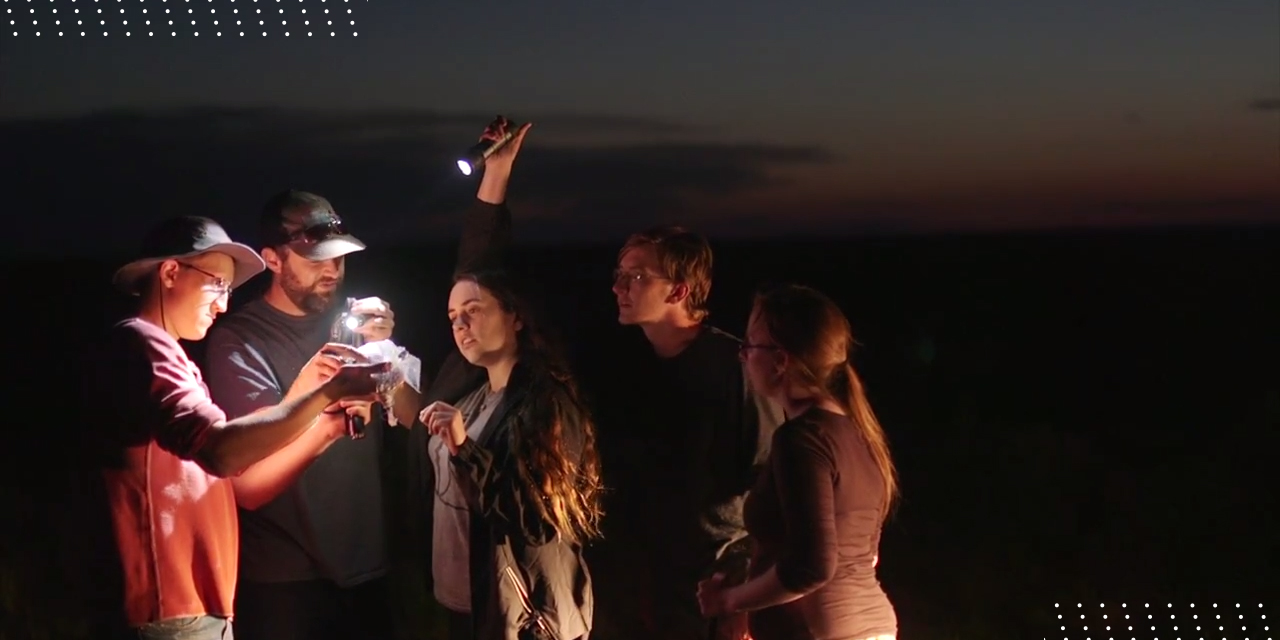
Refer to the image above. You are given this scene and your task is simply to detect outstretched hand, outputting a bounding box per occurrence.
[285,343,369,403]
[326,361,391,401]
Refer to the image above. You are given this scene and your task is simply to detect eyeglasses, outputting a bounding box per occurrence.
[612,268,670,288]
[178,262,231,297]
[284,219,348,245]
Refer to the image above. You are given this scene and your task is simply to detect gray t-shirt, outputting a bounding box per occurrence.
[203,298,393,587]
[430,383,504,613]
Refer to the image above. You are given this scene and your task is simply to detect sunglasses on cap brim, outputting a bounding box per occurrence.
[284,220,349,245]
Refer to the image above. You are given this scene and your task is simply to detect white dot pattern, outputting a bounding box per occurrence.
[2,0,358,36]
[1052,602,1270,640]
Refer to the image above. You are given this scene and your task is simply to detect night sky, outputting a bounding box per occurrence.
[2,0,1278,256]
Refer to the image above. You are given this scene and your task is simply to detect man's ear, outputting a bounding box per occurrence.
[157,259,182,290]
[666,281,690,306]
[261,246,284,275]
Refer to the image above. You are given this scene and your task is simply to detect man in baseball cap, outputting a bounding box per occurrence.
[112,214,264,297]
[255,189,369,311]
[85,215,388,640]
[201,116,530,640]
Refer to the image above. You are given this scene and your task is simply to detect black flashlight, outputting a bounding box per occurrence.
[456,117,522,176]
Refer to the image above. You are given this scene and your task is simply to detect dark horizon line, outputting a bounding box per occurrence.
[8,220,1278,264]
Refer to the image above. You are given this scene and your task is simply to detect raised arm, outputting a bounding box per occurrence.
[454,118,531,275]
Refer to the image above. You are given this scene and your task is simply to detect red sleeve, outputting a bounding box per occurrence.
[127,320,228,459]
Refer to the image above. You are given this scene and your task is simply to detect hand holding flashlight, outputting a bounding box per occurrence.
[347,296,396,343]
[457,115,532,176]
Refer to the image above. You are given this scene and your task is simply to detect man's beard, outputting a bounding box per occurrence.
[281,267,341,315]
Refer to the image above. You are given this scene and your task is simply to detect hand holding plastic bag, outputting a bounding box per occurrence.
[352,339,422,426]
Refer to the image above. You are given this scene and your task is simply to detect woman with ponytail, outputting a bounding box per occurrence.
[696,284,899,640]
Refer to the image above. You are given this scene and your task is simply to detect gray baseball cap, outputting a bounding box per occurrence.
[259,189,366,261]
[112,215,266,295]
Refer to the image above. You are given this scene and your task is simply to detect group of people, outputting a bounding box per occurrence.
[80,118,900,640]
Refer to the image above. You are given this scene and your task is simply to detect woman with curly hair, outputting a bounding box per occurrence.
[420,269,604,640]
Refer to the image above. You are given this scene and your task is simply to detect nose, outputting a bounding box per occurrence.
[320,257,343,277]
[211,291,229,314]
[611,278,628,296]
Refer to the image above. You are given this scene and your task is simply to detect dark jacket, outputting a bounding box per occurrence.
[408,198,593,640]
[445,363,595,640]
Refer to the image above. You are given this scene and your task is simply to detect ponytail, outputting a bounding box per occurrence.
[829,362,899,514]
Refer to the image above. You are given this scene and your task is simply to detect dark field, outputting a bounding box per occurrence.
[2,225,1277,639]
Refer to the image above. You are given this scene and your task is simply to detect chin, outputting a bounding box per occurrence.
[456,344,482,365]
[184,327,211,342]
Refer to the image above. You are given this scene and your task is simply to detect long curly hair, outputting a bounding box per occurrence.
[454,269,605,543]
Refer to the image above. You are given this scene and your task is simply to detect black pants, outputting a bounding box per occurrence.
[233,577,393,640]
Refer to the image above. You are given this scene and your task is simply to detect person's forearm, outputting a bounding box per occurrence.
[724,566,806,613]
[477,167,510,205]
[389,382,423,428]
[231,417,342,509]
[198,383,339,477]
